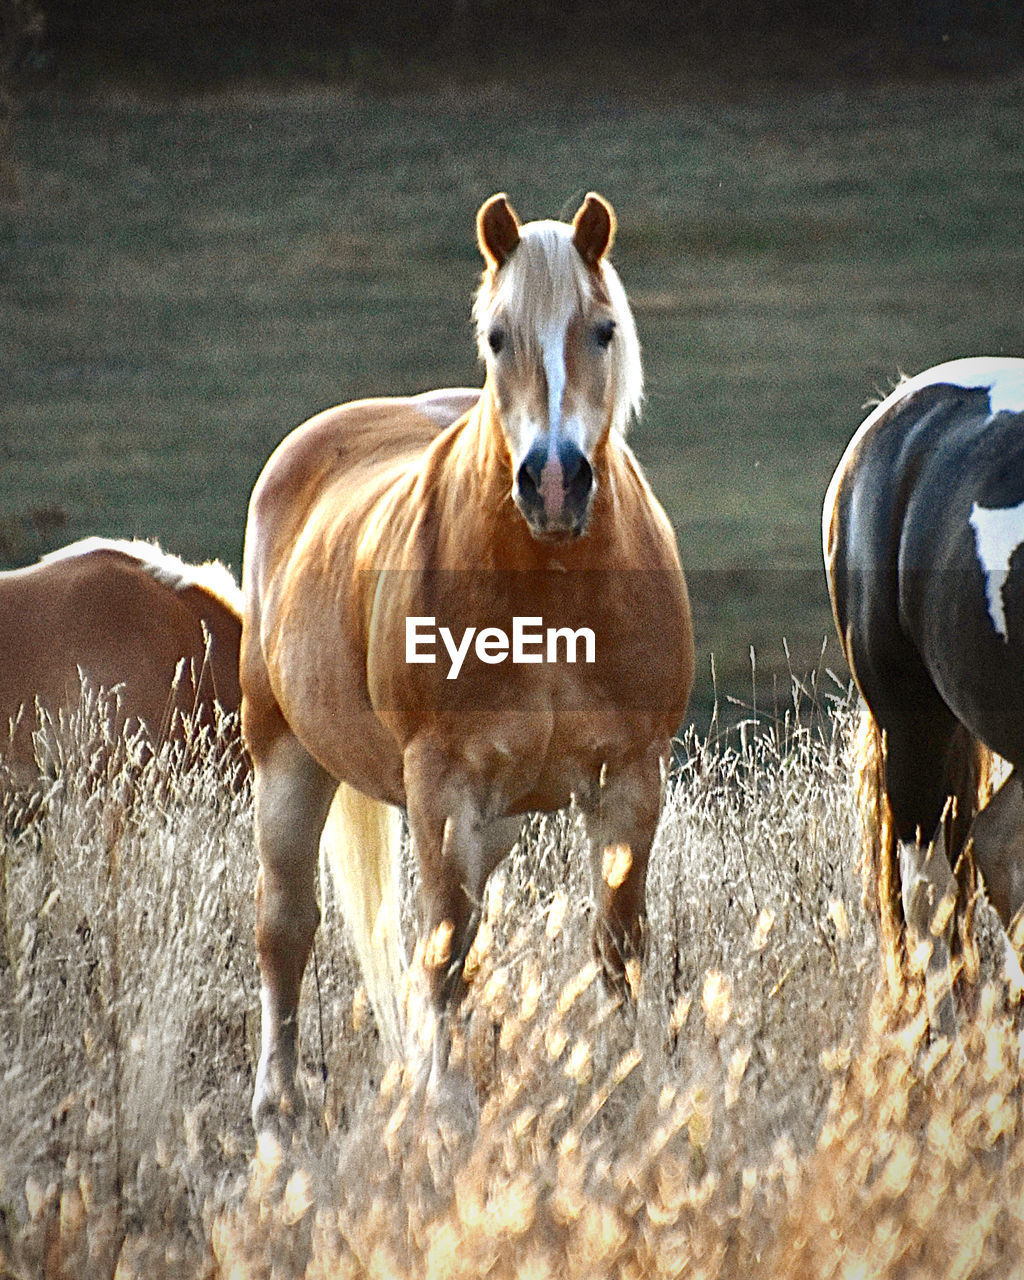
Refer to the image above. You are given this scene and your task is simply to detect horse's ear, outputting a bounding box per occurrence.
[572,192,616,267]
[477,194,521,270]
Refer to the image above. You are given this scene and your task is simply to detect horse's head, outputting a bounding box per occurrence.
[473,192,643,541]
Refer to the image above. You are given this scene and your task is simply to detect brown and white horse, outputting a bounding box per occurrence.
[0,537,244,795]
[241,195,694,1131]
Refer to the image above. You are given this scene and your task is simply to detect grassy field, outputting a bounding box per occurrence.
[2,69,1024,725]
[2,693,1024,1277]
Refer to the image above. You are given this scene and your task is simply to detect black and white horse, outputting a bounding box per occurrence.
[824,356,1024,1031]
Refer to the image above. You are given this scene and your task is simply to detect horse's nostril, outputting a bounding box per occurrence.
[565,452,593,507]
[517,449,545,502]
[517,464,539,500]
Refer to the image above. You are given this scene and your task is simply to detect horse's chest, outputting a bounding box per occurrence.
[448,699,640,815]
[369,567,688,807]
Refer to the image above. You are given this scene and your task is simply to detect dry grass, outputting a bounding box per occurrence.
[1,683,1023,1278]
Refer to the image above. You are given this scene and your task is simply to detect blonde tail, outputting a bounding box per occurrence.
[320,782,406,1060]
[853,701,902,994]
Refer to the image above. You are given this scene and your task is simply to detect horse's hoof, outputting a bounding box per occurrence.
[429,1066,479,1137]
[592,930,643,1004]
[251,1080,306,1143]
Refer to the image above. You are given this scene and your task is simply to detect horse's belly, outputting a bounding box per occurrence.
[268,627,407,806]
[934,657,1024,767]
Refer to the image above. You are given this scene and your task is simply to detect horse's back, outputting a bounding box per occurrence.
[825,358,1024,762]
[0,542,243,785]
[246,390,480,558]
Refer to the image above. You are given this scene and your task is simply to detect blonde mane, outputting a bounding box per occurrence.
[42,537,243,618]
[472,218,644,438]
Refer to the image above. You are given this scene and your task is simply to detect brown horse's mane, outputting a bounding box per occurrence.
[41,537,243,619]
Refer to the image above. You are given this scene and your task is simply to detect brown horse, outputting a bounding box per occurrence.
[0,537,244,794]
[241,196,694,1132]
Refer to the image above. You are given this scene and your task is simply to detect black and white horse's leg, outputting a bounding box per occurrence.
[872,679,977,1041]
[971,768,1024,928]
[897,835,960,1039]
[970,770,1024,999]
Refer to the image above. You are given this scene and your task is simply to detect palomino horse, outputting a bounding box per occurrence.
[824,357,1024,1034]
[241,194,694,1131]
[0,537,244,794]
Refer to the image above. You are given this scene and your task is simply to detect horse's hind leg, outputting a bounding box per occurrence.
[898,835,959,1039]
[971,769,1024,927]
[248,719,336,1135]
[882,710,978,1041]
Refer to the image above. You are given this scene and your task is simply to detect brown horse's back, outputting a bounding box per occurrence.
[0,540,243,789]
[245,390,481,582]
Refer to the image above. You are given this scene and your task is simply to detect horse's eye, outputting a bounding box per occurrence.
[488,325,505,355]
[594,318,616,349]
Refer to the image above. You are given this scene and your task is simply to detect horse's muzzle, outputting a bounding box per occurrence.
[515,440,594,539]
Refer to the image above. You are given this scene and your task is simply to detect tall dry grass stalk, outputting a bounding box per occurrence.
[1,678,1022,1278]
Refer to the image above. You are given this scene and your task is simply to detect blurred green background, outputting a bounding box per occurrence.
[2,4,1023,728]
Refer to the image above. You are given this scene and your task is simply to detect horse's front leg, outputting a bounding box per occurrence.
[584,741,668,1002]
[404,741,520,1084]
[250,730,336,1136]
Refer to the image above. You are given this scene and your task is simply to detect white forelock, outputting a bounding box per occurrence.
[473,217,644,437]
